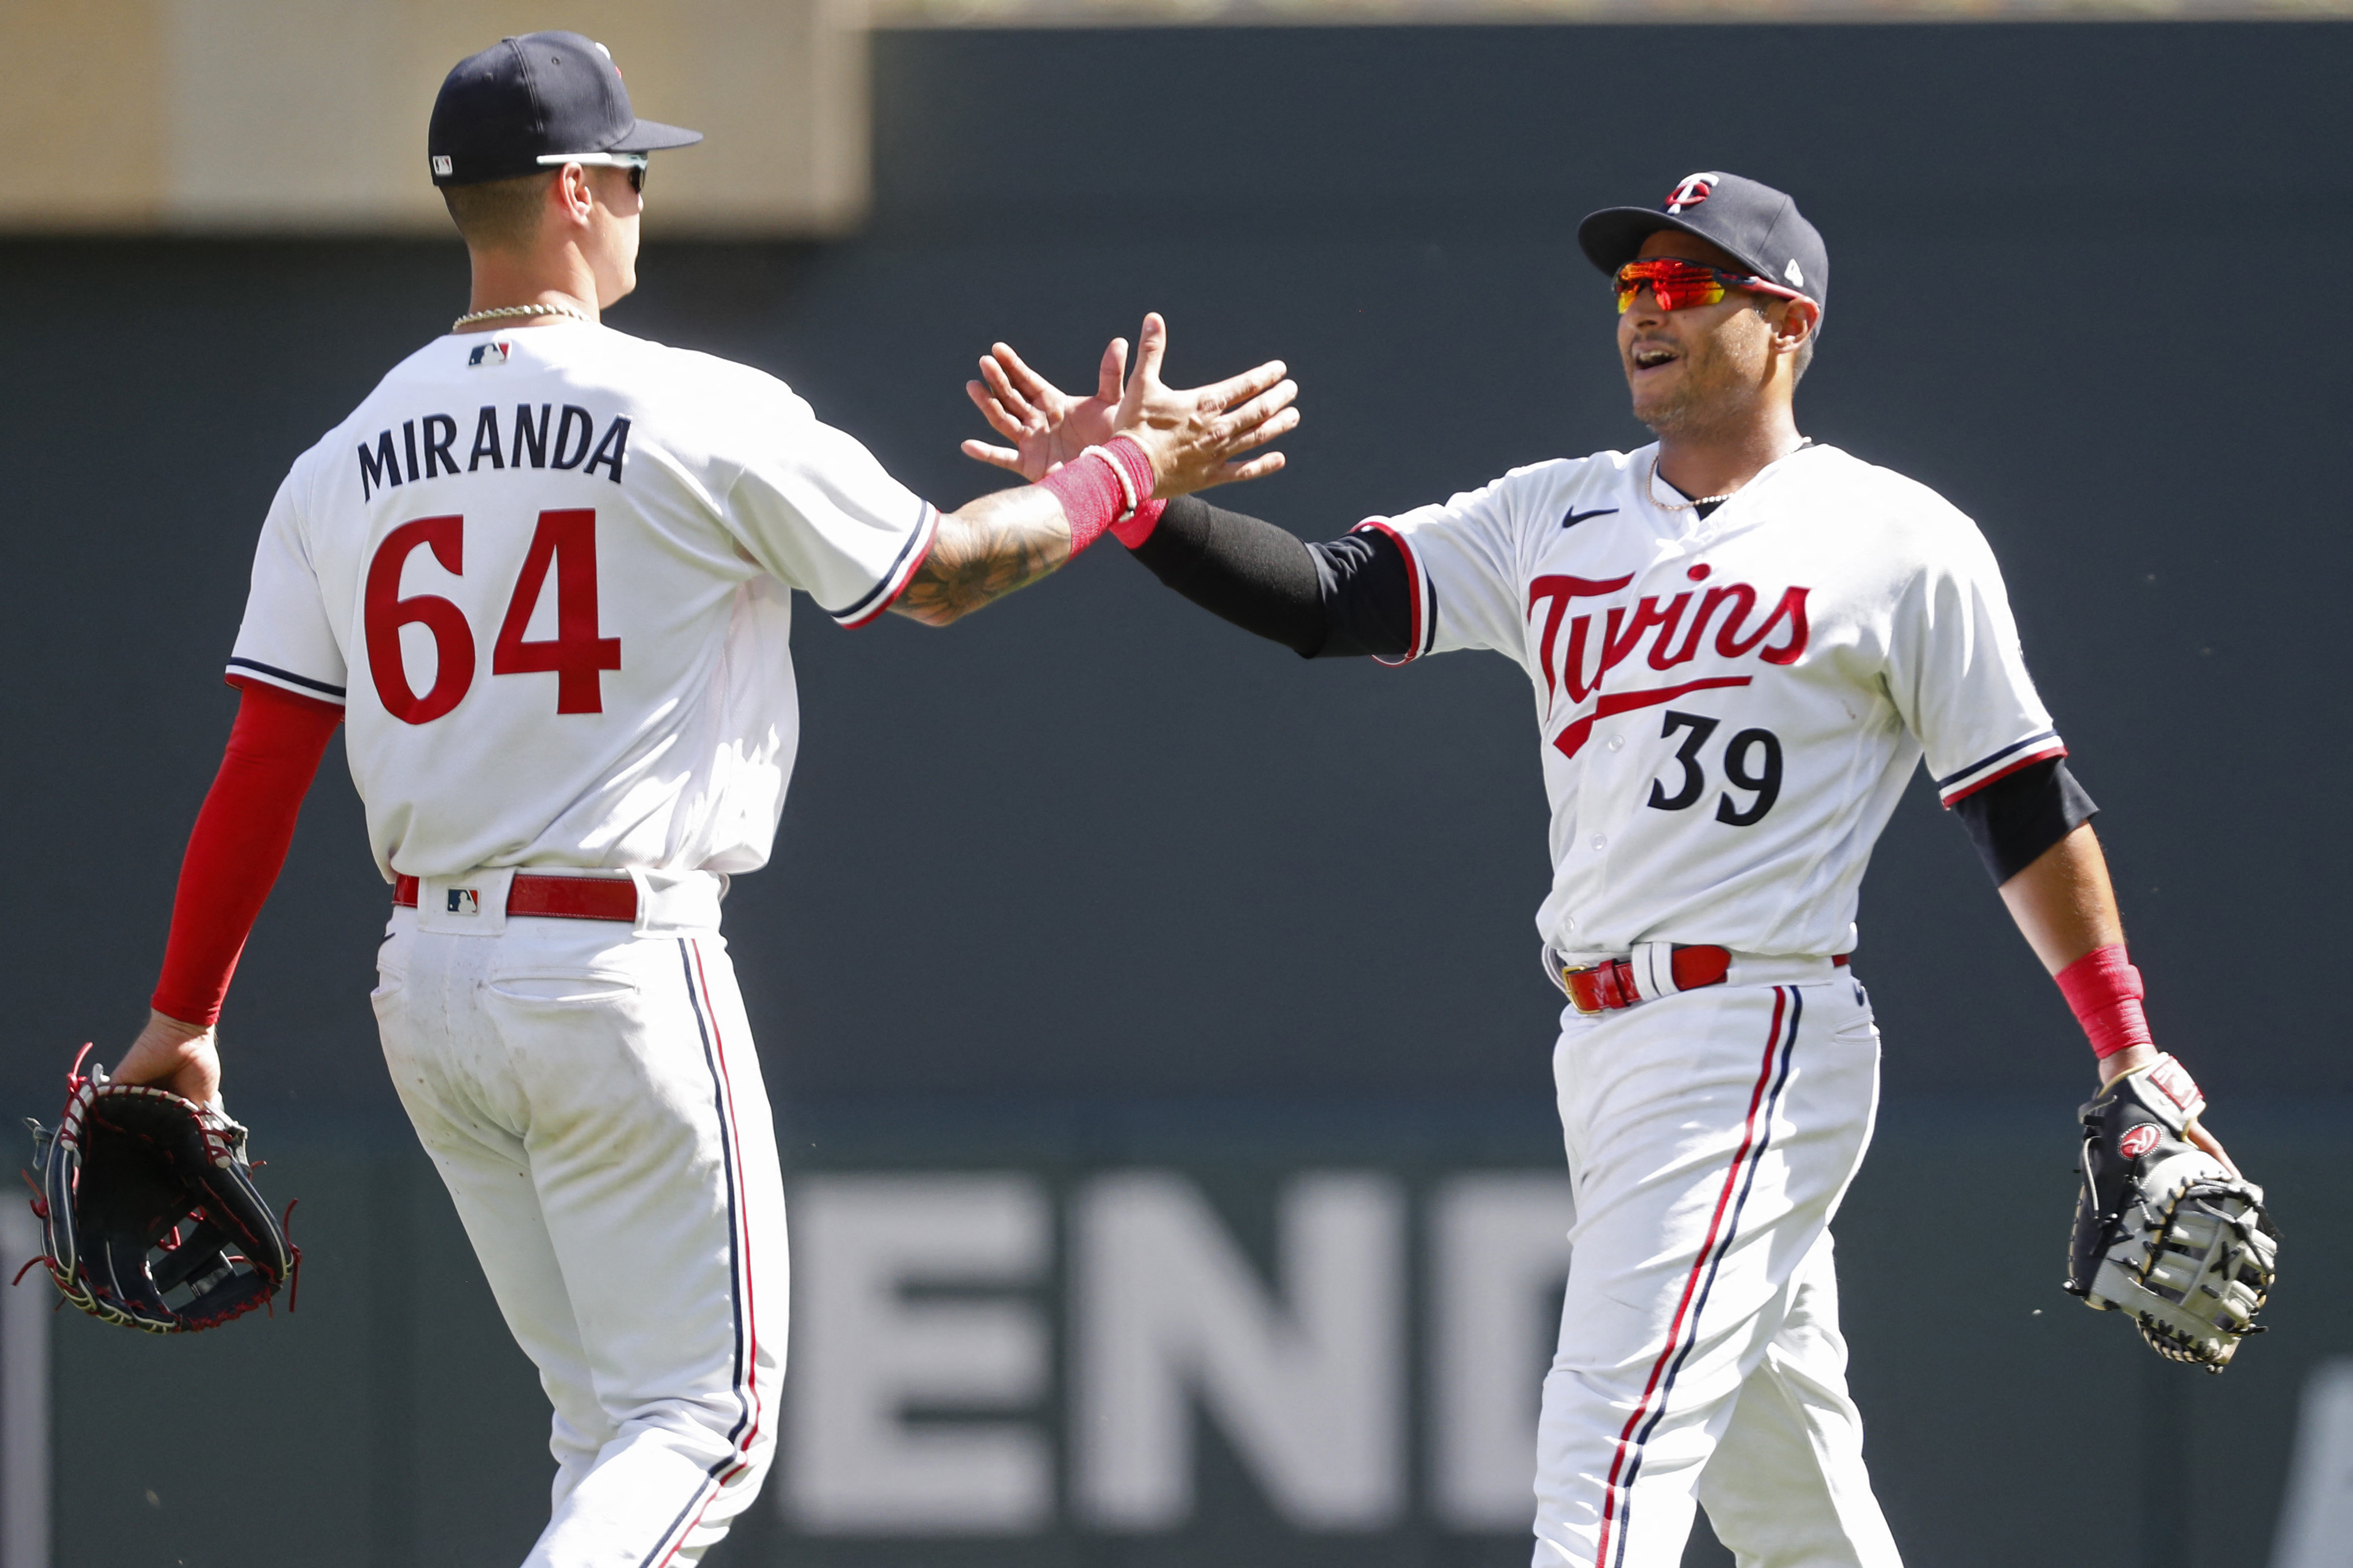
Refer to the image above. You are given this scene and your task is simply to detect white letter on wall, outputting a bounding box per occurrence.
[786,1174,1051,1534]
[1073,1170,1402,1530]
[1430,1173,1576,1530]
[2273,1358,2353,1568]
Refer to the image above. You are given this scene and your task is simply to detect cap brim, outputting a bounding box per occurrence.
[1575,206,1773,283]
[611,118,703,153]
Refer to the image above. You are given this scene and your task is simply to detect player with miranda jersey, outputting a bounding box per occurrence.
[106,32,1296,1567]
[965,172,2262,1565]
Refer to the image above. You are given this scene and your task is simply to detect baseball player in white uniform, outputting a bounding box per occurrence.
[109,32,1295,1567]
[965,171,2240,1566]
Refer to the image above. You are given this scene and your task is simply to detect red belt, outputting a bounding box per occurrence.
[1563,947,1847,1014]
[392,873,638,922]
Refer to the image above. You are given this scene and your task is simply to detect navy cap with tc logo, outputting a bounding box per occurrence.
[1577,172,1829,315]
[428,31,701,188]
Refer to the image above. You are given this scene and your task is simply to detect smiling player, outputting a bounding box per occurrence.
[965,170,2248,1566]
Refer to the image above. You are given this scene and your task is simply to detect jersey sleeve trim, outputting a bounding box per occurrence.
[1936,729,2067,806]
[224,655,347,705]
[1351,520,1436,665]
[829,501,941,629]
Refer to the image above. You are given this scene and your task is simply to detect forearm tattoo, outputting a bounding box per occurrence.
[892,491,1071,624]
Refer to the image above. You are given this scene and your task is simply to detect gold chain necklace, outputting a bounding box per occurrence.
[451,300,592,333]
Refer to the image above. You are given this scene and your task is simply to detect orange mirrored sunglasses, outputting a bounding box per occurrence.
[1614,257,1806,314]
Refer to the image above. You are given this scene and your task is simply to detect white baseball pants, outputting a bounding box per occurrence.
[1534,975,1903,1568]
[373,897,785,1568]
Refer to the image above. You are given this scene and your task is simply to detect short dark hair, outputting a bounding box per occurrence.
[441,171,554,252]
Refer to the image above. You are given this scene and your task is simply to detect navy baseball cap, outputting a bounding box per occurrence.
[1578,172,1828,313]
[428,32,701,188]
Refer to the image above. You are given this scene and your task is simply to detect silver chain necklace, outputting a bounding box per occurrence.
[1646,439,1812,512]
[1646,456,1733,511]
[451,300,592,333]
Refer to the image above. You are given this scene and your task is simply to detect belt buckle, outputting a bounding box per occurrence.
[1562,961,1615,1014]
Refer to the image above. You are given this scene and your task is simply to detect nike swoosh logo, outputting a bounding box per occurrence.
[1562,506,1618,528]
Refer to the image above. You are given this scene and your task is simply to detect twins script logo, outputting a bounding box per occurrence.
[1527,566,1810,758]
[1665,174,1716,213]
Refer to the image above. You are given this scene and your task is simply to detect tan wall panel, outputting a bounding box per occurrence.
[0,0,866,234]
[877,0,2350,22]
[2,0,168,224]
[164,0,419,225]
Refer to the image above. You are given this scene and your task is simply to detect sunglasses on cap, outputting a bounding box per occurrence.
[1614,257,1806,314]
[537,150,649,194]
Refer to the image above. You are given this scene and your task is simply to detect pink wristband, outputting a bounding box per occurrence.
[1035,437,1163,558]
[1097,437,1166,547]
[2054,943,2154,1060]
[1036,450,1124,557]
[1096,436,1157,509]
[1110,495,1167,550]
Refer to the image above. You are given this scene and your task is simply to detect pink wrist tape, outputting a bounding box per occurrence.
[1037,450,1121,556]
[1109,496,1167,550]
[1035,437,1163,558]
[2055,943,2154,1060]
[1097,438,1166,548]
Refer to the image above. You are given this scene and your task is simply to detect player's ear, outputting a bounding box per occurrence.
[1773,297,1820,355]
[553,163,596,229]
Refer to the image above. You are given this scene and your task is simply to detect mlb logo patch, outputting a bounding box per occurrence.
[446,888,481,917]
[468,341,512,367]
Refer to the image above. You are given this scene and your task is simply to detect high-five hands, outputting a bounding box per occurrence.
[963,314,1298,497]
[963,336,1127,482]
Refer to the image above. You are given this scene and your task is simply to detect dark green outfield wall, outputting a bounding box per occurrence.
[36,1110,2350,1567]
[3,20,2347,1567]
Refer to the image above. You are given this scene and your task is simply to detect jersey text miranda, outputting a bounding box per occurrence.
[357,404,631,498]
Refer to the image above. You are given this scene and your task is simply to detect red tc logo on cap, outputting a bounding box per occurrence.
[2119,1123,2161,1158]
[1665,174,1715,213]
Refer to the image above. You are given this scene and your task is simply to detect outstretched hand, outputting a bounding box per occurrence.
[963,314,1297,498]
[962,337,1128,482]
[1112,314,1297,497]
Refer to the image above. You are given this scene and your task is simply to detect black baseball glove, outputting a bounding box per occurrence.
[22,1046,296,1333]
[2066,1053,2275,1371]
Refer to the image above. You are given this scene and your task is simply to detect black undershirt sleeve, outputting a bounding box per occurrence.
[1306,532,1414,659]
[1951,756,2099,885]
[1125,494,1413,659]
[1132,496,2093,878]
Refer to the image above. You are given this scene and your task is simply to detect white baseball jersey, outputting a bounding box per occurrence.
[1366,441,2061,960]
[228,320,938,882]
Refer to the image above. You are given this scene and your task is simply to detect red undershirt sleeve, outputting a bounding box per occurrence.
[149,678,342,1027]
